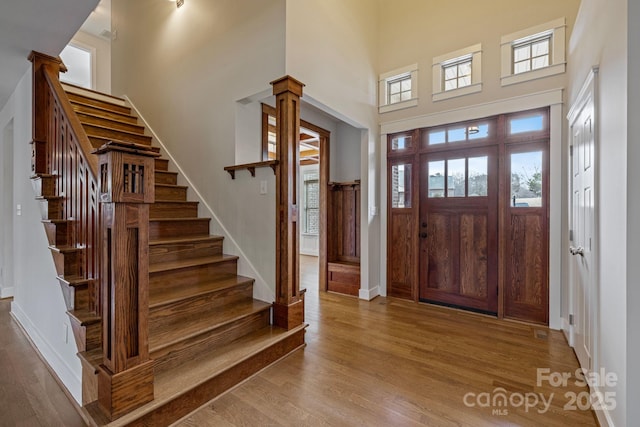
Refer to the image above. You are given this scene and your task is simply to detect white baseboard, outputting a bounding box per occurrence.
[359,286,379,301]
[10,301,82,404]
[1,286,14,298]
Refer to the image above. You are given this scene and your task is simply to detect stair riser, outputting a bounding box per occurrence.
[149,219,210,240]
[38,199,63,220]
[76,113,144,134]
[67,93,131,115]
[152,309,270,372]
[149,281,254,331]
[155,186,188,201]
[31,176,56,197]
[43,222,68,246]
[50,250,81,277]
[154,171,178,185]
[150,202,198,219]
[149,259,238,288]
[149,239,223,264]
[59,281,89,311]
[155,158,169,171]
[68,316,102,353]
[135,327,306,426]
[71,103,137,124]
[82,123,152,145]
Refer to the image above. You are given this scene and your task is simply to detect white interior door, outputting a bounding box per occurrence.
[569,77,596,371]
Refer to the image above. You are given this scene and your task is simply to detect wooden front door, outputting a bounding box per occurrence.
[419,146,498,314]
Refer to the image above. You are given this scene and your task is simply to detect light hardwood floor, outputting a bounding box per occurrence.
[176,255,597,426]
[0,298,85,427]
[1,256,597,426]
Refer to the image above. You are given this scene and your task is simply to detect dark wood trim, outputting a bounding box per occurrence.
[224,160,278,179]
[263,100,332,294]
[271,75,305,330]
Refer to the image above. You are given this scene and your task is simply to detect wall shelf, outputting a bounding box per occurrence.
[224,160,278,179]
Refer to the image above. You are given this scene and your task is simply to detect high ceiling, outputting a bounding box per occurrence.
[0,0,99,108]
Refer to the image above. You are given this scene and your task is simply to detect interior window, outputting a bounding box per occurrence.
[59,44,93,89]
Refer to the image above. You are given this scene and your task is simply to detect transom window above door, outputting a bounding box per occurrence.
[421,121,491,147]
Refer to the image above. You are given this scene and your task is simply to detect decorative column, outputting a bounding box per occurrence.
[94,141,158,420]
[271,76,305,330]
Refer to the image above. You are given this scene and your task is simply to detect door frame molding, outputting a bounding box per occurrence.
[566,67,600,368]
[380,89,564,328]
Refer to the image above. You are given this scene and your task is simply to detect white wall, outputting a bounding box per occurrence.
[567,0,628,425]
[1,120,14,298]
[285,0,380,300]
[626,0,640,424]
[0,68,83,402]
[331,122,361,183]
[111,0,287,302]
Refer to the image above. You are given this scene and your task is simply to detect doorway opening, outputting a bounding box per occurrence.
[261,104,330,298]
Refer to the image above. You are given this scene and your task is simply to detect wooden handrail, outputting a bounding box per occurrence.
[42,66,99,177]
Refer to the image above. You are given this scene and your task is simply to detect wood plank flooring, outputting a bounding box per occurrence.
[176,255,597,426]
[0,298,85,427]
[1,255,597,426]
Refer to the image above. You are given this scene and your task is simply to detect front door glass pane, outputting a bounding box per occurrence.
[510,151,543,207]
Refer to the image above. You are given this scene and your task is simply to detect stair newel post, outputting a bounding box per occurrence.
[271,76,305,330]
[94,141,158,420]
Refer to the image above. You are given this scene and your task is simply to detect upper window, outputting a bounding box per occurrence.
[432,44,482,102]
[513,34,551,75]
[501,18,566,86]
[443,56,472,91]
[379,64,418,113]
[59,42,95,89]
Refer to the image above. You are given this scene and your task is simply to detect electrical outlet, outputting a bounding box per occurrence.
[16,204,21,216]
[369,206,378,216]
[260,180,267,195]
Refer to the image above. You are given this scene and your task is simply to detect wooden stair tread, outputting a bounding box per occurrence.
[57,275,91,287]
[66,92,130,114]
[48,245,81,254]
[70,101,138,124]
[152,200,198,204]
[150,217,210,223]
[67,309,101,326]
[149,235,223,246]
[87,134,154,148]
[62,83,127,104]
[35,195,62,200]
[149,254,237,273]
[149,275,254,308]
[149,299,272,351]
[85,324,305,427]
[82,122,147,137]
[76,111,144,130]
[155,183,188,190]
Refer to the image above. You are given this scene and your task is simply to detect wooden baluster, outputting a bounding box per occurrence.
[94,141,158,420]
[271,76,305,330]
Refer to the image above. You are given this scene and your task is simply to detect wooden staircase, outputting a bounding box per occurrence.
[30,68,305,426]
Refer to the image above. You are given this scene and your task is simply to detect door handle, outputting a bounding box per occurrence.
[569,246,584,256]
[420,232,428,238]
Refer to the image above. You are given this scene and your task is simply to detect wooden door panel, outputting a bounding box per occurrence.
[426,213,455,292]
[388,212,415,299]
[459,213,488,299]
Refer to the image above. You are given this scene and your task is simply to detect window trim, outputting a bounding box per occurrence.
[432,44,482,102]
[500,18,566,87]
[379,63,418,114]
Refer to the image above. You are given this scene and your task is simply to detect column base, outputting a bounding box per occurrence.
[98,360,154,421]
[273,298,304,330]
